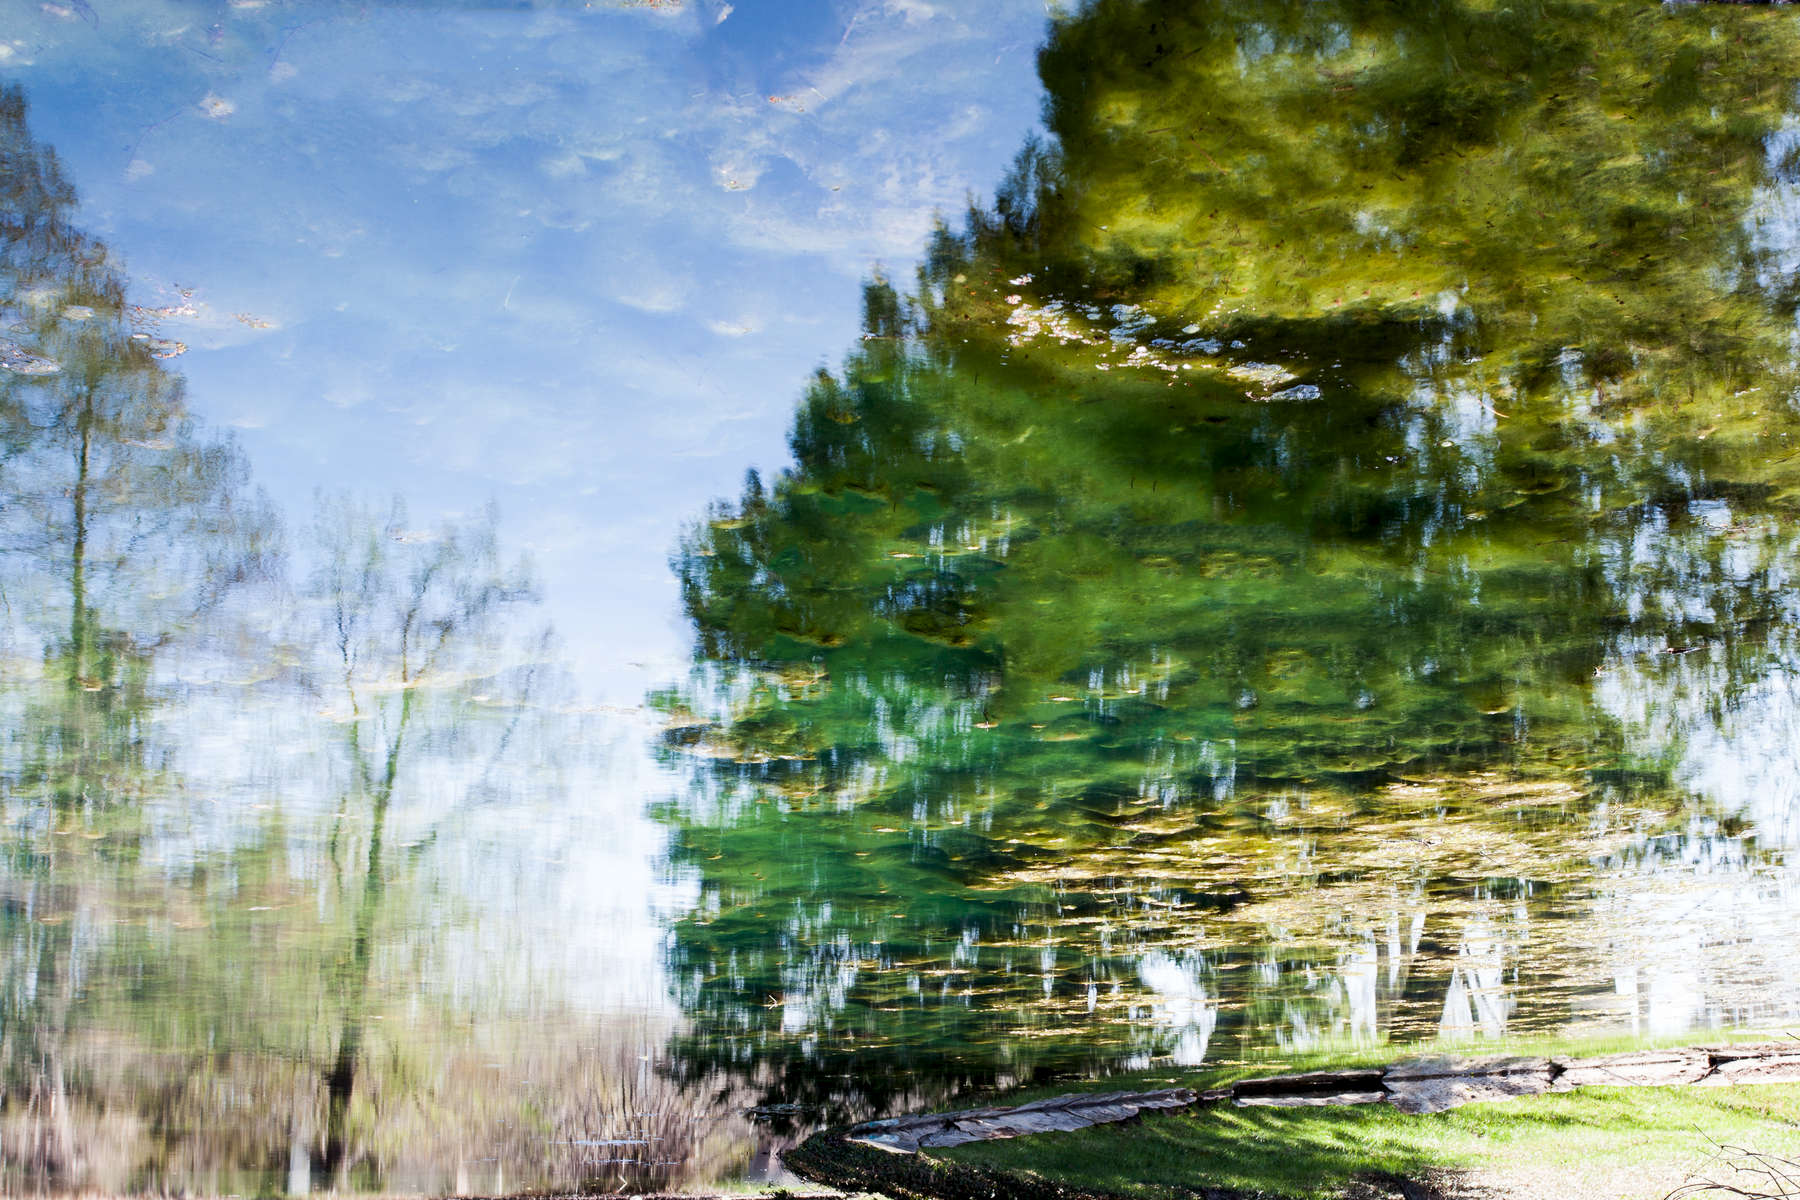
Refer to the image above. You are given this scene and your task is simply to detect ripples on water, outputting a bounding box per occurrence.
[5,0,1800,1193]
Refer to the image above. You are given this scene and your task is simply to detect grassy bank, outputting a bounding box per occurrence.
[936,1084,1800,1199]
[912,1029,1800,1199]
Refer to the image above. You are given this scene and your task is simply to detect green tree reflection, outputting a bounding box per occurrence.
[658,1,1800,1112]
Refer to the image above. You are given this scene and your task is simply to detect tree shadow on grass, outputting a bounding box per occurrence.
[911,1088,1800,1200]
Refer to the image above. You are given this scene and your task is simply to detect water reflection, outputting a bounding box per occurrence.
[0,84,774,1194]
[2,79,281,1184]
[658,0,1800,1116]
[5,0,1800,1192]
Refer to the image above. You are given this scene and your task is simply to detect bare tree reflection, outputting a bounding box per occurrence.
[301,495,537,1185]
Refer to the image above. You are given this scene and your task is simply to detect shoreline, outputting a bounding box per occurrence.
[782,1030,1800,1200]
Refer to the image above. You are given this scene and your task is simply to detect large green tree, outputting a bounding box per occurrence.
[658,0,1800,1108]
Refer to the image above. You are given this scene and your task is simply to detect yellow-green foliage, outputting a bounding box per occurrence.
[1038,0,1800,354]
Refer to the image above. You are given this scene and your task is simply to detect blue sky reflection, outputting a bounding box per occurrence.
[3,0,1051,698]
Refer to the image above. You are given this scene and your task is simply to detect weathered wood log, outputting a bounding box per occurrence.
[1382,1056,1555,1115]
[1551,1047,1711,1089]
[1231,1068,1388,1108]
[1698,1042,1800,1087]
[1232,1068,1386,1097]
[1236,1089,1389,1108]
[846,1087,1202,1152]
[828,1037,1800,1160]
[914,1127,987,1149]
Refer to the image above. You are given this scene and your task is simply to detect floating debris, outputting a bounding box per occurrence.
[1225,361,1297,387]
[1108,303,1155,340]
[1005,300,1088,346]
[0,340,61,375]
[748,1101,819,1120]
[130,297,199,324]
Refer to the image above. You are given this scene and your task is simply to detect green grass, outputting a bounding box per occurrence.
[925,1029,1800,1198]
[937,1085,1800,1199]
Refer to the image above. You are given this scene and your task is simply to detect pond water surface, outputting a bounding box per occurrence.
[4,0,1800,1194]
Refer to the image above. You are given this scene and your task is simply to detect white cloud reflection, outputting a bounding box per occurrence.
[3,0,1049,702]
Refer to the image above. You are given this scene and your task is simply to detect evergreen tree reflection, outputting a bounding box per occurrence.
[659,1,1800,1112]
